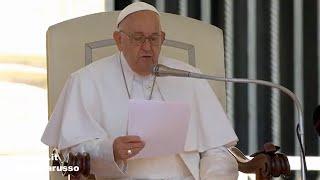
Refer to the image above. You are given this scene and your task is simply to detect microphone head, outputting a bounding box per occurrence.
[313,105,320,136]
[150,64,161,76]
[150,64,192,77]
[151,64,180,77]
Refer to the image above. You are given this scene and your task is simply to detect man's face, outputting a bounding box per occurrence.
[114,11,165,76]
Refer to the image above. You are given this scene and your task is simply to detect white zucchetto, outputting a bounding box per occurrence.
[116,2,160,27]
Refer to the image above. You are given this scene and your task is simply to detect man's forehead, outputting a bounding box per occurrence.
[129,31,161,36]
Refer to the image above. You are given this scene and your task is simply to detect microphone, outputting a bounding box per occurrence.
[152,64,307,180]
[152,64,225,80]
[152,64,193,77]
[313,106,320,136]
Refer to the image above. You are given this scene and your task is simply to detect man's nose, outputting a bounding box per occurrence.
[141,38,152,51]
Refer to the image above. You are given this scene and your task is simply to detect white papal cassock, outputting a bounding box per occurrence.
[42,52,239,180]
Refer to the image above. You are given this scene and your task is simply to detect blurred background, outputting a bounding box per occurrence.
[0,0,319,179]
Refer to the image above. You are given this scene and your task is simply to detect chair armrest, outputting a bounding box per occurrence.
[51,149,92,179]
[227,143,291,180]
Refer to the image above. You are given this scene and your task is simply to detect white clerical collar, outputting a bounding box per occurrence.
[119,52,155,95]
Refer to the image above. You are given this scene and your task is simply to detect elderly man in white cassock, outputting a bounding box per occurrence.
[42,2,239,180]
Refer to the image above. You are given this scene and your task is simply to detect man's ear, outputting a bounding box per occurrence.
[160,31,166,44]
[113,31,122,51]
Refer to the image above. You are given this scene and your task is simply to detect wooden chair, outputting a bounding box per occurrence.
[46,11,290,180]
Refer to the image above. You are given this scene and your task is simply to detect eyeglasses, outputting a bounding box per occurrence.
[119,30,163,46]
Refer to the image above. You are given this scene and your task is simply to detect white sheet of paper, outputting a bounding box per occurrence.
[128,99,190,159]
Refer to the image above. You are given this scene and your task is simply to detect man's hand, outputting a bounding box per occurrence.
[113,136,145,161]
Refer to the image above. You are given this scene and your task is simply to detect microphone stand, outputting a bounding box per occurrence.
[153,65,307,180]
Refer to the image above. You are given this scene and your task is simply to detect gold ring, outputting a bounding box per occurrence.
[127,149,132,155]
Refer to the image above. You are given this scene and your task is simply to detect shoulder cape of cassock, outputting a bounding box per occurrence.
[41,53,238,152]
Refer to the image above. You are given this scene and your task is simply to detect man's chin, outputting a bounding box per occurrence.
[137,61,157,68]
[134,65,155,76]
[135,70,152,76]
[139,57,154,62]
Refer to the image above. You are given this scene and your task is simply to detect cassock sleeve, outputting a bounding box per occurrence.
[199,145,238,179]
[63,138,128,177]
[41,72,126,177]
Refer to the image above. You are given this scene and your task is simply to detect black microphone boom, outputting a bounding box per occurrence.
[313,106,320,136]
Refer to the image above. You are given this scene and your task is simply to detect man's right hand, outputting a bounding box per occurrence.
[113,136,145,161]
